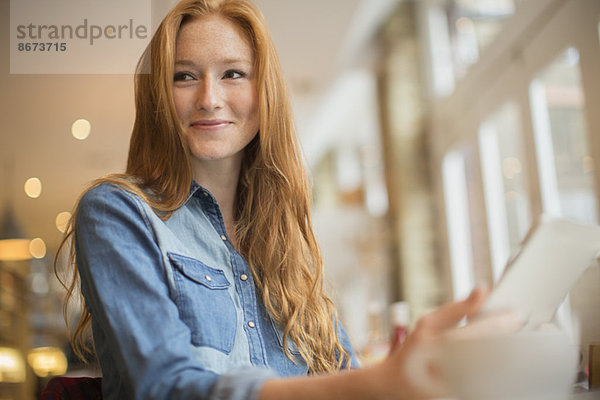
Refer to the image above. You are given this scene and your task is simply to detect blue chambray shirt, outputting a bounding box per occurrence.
[74,181,357,400]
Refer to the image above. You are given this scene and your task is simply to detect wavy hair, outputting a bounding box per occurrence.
[56,0,350,374]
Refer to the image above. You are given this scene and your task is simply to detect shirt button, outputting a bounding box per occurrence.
[205,275,212,282]
[240,274,248,281]
[248,321,255,328]
[220,235,227,241]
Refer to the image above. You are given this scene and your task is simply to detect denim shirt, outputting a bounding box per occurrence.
[74,182,357,400]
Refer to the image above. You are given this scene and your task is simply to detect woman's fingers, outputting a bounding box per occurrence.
[464,286,490,319]
[415,287,490,333]
[444,311,525,341]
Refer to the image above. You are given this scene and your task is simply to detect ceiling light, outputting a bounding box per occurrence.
[72,119,91,140]
[29,238,46,259]
[55,211,72,233]
[24,177,42,198]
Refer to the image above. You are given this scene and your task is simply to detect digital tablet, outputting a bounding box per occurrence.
[480,215,600,329]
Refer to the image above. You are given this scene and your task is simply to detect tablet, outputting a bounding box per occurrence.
[480,215,600,329]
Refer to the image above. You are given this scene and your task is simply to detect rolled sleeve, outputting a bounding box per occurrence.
[210,368,278,400]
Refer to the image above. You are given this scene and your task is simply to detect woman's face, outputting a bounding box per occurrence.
[172,15,259,168]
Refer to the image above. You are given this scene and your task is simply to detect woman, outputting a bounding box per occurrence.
[58,0,517,399]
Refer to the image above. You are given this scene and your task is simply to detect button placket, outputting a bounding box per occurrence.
[195,184,268,365]
[234,257,267,365]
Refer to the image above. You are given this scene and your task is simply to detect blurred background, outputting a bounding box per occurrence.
[1,0,599,398]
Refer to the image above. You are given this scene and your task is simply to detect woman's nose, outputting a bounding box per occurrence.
[195,79,222,111]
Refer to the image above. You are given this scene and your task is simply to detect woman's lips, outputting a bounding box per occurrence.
[190,119,232,130]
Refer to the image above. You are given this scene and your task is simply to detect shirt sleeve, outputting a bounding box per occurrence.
[75,184,276,400]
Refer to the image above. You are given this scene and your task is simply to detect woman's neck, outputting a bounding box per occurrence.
[191,157,242,247]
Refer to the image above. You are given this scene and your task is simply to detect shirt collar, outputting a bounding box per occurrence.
[186,180,216,204]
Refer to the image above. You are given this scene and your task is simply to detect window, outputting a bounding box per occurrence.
[422,0,516,98]
[479,102,531,281]
[447,0,516,79]
[443,150,475,300]
[530,47,597,224]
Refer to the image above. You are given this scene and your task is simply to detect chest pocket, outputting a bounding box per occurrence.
[168,252,237,354]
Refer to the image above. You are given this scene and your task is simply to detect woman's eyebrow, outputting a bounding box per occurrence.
[174,58,252,67]
[174,59,195,67]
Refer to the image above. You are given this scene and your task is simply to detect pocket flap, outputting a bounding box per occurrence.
[168,252,230,289]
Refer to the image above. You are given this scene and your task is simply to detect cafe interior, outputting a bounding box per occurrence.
[1,0,599,398]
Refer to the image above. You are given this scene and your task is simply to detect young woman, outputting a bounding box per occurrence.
[58,0,518,399]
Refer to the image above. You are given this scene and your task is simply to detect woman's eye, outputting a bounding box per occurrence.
[223,70,245,79]
[173,72,194,81]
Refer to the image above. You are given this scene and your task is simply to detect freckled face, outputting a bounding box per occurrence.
[172,15,259,169]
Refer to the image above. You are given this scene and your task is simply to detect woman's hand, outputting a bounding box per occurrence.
[371,288,524,399]
[259,288,523,400]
